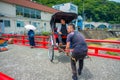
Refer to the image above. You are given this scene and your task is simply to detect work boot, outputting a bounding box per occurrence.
[78,69,81,75]
[72,74,78,80]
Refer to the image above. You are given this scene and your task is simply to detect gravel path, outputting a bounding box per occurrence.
[0,44,120,80]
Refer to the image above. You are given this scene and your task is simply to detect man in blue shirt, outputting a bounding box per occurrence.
[65,24,88,80]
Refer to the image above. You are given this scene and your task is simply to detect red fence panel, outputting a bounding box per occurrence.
[2,34,120,60]
[0,72,14,80]
[88,46,120,60]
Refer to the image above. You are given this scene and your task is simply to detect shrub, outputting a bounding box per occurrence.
[41,31,51,36]
[106,51,119,56]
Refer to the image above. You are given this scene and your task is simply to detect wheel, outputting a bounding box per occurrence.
[48,35,54,62]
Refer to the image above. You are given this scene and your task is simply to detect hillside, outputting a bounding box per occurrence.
[80,30,117,39]
[33,0,120,24]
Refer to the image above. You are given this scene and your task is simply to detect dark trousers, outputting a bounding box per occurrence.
[71,51,87,75]
[29,37,35,46]
[58,33,67,44]
[58,34,62,43]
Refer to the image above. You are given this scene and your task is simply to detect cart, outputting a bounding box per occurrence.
[48,12,77,62]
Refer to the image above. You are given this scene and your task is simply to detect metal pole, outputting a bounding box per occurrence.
[75,19,78,31]
[82,0,85,30]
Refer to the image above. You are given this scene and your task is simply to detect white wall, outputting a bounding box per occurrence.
[0,2,16,17]
[53,3,78,14]
[60,3,70,12]
[41,12,52,21]
[0,1,52,34]
[41,12,52,32]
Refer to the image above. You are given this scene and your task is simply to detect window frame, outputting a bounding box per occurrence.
[16,20,24,27]
[4,20,11,27]
[16,6,24,16]
[16,6,41,19]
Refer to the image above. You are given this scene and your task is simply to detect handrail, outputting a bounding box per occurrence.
[2,34,120,60]
[86,39,120,44]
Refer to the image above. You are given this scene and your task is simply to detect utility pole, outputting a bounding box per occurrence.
[82,0,85,30]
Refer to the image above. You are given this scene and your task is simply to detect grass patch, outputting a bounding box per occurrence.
[104,38,120,41]
[36,31,51,36]
[106,51,119,56]
[88,43,101,47]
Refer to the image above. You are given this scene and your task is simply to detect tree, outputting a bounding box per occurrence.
[34,0,120,24]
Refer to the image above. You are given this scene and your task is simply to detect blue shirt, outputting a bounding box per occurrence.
[28,30,35,38]
[67,31,88,52]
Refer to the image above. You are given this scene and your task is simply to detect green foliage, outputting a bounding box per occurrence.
[33,0,120,24]
[41,31,51,36]
[106,51,119,56]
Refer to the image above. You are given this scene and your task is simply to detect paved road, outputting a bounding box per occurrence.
[0,45,120,80]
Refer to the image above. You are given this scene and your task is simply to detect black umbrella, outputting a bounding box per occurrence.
[50,12,78,29]
[51,12,77,23]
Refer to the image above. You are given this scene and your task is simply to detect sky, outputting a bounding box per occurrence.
[109,0,120,3]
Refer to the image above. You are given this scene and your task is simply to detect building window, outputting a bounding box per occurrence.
[44,23,46,26]
[31,9,36,18]
[16,6,24,16]
[54,6,60,10]
[32,22,40,27]
[36,10,41,19]
[16,21,24,27]
[4,20,10,27]
[32,22,37,27]
[70,4,76,11]
[24,8,30,17]
[16,6,41,19]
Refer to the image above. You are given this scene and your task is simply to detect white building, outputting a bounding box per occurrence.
[52,3,78,14]
[0,0,59,34]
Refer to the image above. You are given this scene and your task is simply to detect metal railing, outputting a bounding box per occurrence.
[2,34,120,60]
